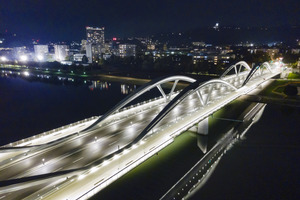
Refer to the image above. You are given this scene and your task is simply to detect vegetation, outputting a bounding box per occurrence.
[287,72,300,79]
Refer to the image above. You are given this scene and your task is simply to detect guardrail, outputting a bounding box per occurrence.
[1,116,98,148]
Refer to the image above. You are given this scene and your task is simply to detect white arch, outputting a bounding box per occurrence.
[221,61,251,78]
[260,62,273,74]
[132,79,238,143]
[83,75,196,131]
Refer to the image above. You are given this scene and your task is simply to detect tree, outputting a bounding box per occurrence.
[82,55,89,64]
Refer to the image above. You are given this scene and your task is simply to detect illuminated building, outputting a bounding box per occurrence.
[86,26,105,45]
[73,54,85,62]
[85,43,92,63]
[147,44,155,50]
[54,45,69,61]
[86,26,105,62]
[81,40,87,51]
[34,45,48,61]
[119,44,136,57]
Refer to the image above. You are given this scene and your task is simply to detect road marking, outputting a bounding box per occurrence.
[55,167,63,172]
[72,157,84,163]
[109,141,117,146]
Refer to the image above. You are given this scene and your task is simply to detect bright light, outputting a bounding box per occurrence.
[90,167,97,173]
[123,149,129,154]
[23,71,30,76]
[78,174,85,180]
[20,55,28,62]
[0,56,7,62]
[37,55,44,61]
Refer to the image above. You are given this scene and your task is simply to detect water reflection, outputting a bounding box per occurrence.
[161,103,267,200]
[121,84,136,95]
[89,81,111,91]
[0,69,136,95]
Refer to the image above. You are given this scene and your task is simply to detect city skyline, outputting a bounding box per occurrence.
[0,0,299,42]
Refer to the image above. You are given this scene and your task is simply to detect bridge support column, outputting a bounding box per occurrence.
[197,117,209,135]
[197,134,207,154]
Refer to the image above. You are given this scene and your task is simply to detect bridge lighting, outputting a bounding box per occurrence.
[103,160,109,166]
[90,166,97,173]
[78,174,85,180]
[139,140,145,145]
[123,149,129,154]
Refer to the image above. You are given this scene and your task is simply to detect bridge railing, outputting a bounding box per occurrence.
[1,116,98,148]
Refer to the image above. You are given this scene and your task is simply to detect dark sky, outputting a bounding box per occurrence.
[0,0,299,42]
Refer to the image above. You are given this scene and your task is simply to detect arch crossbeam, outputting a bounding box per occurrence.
[221,61,251,78]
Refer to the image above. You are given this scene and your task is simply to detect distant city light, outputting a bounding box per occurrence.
[23,71,30,76]
[0,56,7,62]
[37,55,44,61]
[20,55,28,62]
[113,37,117,41]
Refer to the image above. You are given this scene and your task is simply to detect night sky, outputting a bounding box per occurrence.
[0,0,299,41]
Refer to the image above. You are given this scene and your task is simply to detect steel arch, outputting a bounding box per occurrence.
[128,79,237,145]
[82,75,196,132]
[242,62,273,86]
[221,61,251,78]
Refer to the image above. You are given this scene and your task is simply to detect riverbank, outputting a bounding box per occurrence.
[0,65,214,88]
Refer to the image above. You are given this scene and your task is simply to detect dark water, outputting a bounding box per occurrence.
[191,104,300,200]
[0,75,299,200]
[0,75,133,146]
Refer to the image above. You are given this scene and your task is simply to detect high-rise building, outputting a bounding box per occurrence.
[86,26,105,45]
[119,44,136,57]
[85,43,92,63]
[81,40,87,51]
[54,45,69,61]
[86,26,105,62]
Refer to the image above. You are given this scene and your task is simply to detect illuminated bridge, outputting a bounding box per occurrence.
[0,61,283,199]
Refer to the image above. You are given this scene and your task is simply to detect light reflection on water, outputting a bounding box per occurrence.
[0,69,137,95]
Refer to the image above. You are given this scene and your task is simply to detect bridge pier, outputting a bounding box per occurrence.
[197,117,209,135]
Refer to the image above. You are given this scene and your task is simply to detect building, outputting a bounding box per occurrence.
[85,43,92,63]
[73,54,86,62]
[13,46,31,61]
[34,45,48,61]
[81,40,87,51]
[86,26,105,62]
[86,26,105,45]
[193,53,235,65]
[119,44,136,57]
[147,44,155,50]
[54,45,69,62]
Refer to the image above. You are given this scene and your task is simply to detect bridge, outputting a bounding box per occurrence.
[0,61,283,199]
